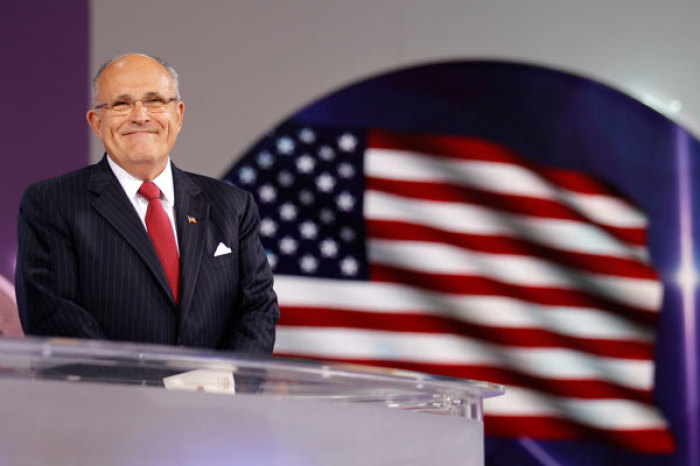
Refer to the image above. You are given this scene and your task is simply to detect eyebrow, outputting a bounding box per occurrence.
[112,91,167,100]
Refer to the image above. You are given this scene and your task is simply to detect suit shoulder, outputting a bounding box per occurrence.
[21,164,93,200]
[183,171,253,202]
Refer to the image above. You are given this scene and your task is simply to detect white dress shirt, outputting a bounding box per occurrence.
[107,155,180,251]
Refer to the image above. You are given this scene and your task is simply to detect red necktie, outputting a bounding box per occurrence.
[138,181,180,305]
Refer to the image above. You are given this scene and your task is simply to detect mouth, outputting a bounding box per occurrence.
[123,129,158,136]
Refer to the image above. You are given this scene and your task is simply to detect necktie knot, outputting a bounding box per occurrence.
[138,181,161,200]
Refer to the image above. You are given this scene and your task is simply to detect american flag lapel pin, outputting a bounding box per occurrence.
[188,215,197,224]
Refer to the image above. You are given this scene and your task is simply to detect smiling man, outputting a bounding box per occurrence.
[15,54,279,353]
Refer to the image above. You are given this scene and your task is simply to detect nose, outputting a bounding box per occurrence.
[129,100,151,121]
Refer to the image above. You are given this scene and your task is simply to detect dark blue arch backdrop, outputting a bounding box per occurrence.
[226,61,699,465]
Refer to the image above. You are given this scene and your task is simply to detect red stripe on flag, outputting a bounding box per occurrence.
[541,167,631,198]
[367,176,647,246]
[367,129,640,197]
[278,306,653,360]
[367,219,657,280]
[271,354,654,407]
[370,264,658,326]
[368,130,537,165]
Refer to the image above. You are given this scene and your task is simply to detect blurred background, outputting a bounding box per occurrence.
[2,1,700,464]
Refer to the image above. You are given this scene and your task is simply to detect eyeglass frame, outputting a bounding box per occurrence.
[94,95,179,114]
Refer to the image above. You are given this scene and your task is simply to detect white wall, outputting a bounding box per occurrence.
[91,0,700,177]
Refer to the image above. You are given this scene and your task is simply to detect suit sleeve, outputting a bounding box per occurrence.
[15,183,107,339]
[220,191,279,354]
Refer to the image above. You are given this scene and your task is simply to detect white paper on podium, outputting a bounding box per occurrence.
[163,369,236,394]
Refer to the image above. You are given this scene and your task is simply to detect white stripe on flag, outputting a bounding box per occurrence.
[274,276,654,341]
[366,148,647,228]
[368,239,662,311]
[485,386,669,430]
[366,190,649,261]
[274,327,653,390]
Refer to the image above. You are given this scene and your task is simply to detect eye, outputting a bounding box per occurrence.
[146,97,165,104]
[111,100,131,109]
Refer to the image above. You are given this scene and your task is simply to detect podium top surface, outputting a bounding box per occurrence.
[0,336,504,419]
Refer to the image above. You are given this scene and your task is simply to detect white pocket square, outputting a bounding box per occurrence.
[214,242,232,257]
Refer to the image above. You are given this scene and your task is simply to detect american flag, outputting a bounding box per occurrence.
[225,122,674,453]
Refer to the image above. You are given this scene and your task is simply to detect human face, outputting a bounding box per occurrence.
[87,55,185,181]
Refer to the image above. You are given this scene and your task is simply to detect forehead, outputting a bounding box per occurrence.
[97,57,174,99]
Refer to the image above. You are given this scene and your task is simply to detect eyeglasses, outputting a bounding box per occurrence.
[94,96,178,115]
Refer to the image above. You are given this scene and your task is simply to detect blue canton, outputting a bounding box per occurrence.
[224,122,368,279]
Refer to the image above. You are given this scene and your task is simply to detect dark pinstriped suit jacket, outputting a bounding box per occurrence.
[15,156,279,354]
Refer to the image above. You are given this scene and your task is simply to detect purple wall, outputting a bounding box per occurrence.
[0,1,89,284]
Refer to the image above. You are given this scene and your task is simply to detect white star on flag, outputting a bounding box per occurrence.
[258,184,276,203]
[238,166,256,184]
[257,151,275,168]
[276,136,295,155]
[316,173,336,192]
[299,220,319,240]
[296,154,316,174]
[338,162,355,178]
[336,192,355,212]
[318,145,335,161]
[298,190,315,205]
[338,133,358,152]
[278,171,294,187]
[299,254,319,273]
[279,203,298,221]
[259,218,278,237]
[278,236,298,255]
[299,128,317,144]
[339,256,359,276]
[320,238,339,258]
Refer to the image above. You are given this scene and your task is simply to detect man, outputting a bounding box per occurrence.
[15,54,279,354]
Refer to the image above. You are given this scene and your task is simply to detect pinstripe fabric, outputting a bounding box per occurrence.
[15,157,279,354]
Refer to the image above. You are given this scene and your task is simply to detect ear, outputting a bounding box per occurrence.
[175,101,185,132]
[86,109,102,138]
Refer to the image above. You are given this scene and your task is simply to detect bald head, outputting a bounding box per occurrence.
[91,54,181,107]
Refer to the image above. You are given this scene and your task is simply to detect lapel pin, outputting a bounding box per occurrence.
[188,216,197,224]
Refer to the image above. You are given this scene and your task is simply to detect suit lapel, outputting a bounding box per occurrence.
[172,164,210,329]
[89,157,175,307]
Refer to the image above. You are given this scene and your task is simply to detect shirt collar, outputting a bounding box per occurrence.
[107,155,175,204]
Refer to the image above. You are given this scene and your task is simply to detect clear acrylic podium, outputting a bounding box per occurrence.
[0,337,504,465]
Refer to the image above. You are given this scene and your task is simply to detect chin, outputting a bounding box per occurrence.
[128,146,164,161]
